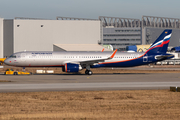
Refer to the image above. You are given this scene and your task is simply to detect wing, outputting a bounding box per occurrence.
[63,49,117,66]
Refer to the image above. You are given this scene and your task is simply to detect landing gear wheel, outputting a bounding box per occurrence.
[85,70,89,75]
[88,70,93,75]
[85,70,93,75]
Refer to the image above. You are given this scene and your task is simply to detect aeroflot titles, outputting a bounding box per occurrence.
[32,53,52,54]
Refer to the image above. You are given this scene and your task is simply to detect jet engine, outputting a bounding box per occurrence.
[62,63,82,72]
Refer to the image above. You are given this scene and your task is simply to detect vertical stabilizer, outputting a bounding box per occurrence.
[146,29,172,55]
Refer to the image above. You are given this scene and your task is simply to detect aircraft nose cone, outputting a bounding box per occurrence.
[4,59,10,65]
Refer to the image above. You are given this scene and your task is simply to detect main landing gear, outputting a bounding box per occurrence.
[85,70,93,75]
[85,65,93,75]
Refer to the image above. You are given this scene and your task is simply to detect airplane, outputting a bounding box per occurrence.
[4,29,174,75]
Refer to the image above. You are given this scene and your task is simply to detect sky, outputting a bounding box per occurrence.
[0,0,180,20]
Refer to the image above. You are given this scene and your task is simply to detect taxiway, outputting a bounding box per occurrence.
[0,73,180,92]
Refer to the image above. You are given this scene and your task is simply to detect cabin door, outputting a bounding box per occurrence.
[21,53,26,61]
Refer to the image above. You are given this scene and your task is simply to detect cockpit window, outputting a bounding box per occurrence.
[9,55,16,58]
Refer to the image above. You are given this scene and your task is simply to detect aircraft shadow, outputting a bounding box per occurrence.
[33,73,147,75]
[0,73,147,76]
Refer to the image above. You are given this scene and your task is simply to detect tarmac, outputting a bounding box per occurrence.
[0,71,180,92]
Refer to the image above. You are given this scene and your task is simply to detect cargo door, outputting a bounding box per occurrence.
[143,54,148,62]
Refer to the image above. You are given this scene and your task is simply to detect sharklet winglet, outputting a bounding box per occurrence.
[101,48,104,52]
[109,49,117,59]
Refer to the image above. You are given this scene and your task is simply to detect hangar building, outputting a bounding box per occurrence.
[1,17,109,58]
[0,18,3,58]
[141,16,180,49]
[1,15,180,58]
[99,16,180,51]
[99,16,141,51]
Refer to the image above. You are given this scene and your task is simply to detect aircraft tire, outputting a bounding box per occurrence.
[85,70,89,75]
[88,70,93,75]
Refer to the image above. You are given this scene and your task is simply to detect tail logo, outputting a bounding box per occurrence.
[145,33,171,53]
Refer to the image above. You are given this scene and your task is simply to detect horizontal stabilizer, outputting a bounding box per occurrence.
[155,54,174,60]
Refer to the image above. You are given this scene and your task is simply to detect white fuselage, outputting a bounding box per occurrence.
[5,51,144,67]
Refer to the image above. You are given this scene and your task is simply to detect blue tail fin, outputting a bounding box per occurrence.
[146,29,172,55]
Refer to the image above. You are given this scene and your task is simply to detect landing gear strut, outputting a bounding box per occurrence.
[85,70,93,75]
[85,65,93,75]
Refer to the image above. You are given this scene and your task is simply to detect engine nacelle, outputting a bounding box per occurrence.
[62,63,82,72]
